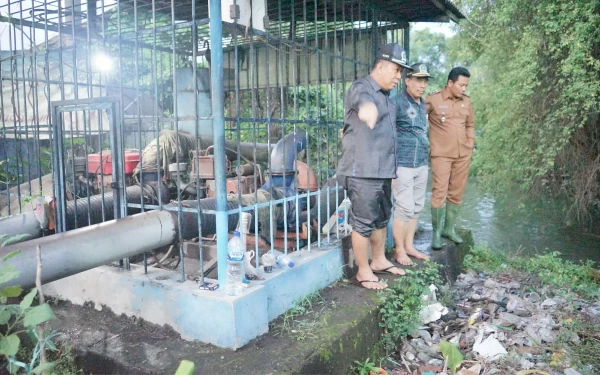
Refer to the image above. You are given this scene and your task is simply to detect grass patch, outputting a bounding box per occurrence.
[271,290,334,341]
[16,338,82,374]
[464,244,600,299]
[553,318,600,375]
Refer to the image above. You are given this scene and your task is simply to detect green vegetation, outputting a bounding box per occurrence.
[451,0,600,222]
[377,262,442,350]
[439,340,464,374]
[174,360,195,375]
[409,28,449,91]
[555,319,600,373]
[1,240,81,374]
[464,244,600,299]
[0,250,56,374]
[15,343,80,375]
[271,290,333,341]
[351,357,381,375]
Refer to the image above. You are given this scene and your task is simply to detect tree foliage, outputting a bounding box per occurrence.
[410,28,448,90]
[454,0,600,223]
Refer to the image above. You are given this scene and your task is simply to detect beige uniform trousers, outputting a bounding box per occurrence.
[430,154,471,208]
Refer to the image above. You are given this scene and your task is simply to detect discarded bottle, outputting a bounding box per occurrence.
[468,307,484,325]
[226,232,245,296]
[273,250,295,268]
[322,198,352,234]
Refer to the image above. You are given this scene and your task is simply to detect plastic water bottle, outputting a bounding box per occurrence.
[226,232,244,296]
[273,250,295,268]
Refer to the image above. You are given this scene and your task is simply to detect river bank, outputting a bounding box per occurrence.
[417,178,600,263]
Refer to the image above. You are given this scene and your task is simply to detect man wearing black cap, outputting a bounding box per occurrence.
[337,43,411,290]
[391,63,432,267]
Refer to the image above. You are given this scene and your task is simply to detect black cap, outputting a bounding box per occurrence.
[406,63,433,78]
[376,43,412,69]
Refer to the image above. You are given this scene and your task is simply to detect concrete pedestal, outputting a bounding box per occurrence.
[45,244,343,349]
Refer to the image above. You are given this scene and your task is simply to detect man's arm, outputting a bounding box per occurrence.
[466,104,475,146]
[358,102,378,129]
[348,82,378,129]
[425,96,433,115]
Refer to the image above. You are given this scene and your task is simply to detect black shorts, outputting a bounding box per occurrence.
[339,175,392,237]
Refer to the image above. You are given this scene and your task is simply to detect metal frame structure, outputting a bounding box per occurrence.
[0,0,463,287]
[51,96,123,233]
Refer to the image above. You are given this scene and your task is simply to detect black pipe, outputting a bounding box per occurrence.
[65,183,169,230]
[168,199,256,239]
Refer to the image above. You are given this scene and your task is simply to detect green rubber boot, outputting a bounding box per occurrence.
[430,207,444,250]
[442,202,464,244]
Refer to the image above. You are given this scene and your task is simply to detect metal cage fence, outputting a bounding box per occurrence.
[0,0,407,286]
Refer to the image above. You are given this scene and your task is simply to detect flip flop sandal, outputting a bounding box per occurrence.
[372,265,403,275]
[352,278,386,290]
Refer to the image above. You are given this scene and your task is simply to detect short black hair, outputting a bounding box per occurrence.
[448,67,470,83]
[372,58,393,72]
[371,58,383,72]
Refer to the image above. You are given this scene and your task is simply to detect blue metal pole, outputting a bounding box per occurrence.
[209,0,228,287]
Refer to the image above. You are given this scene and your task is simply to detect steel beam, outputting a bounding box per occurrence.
[209,0,228,287]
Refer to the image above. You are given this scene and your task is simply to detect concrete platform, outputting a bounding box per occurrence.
[45,243,344,350]
[47,230,473,374]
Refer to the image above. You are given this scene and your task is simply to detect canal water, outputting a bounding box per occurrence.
[416,178,600,263]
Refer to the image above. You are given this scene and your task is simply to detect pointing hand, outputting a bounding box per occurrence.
[358,102,378,129]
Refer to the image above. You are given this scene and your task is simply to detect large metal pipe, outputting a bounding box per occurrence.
[261,130,308,193]
[0,183,169,244]
[169,199,239,239]
[64,183,168,230]
[0,211,42,240]
[0,210,177,289]
[269,130,308,175]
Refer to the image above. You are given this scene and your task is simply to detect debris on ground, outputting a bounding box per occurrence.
[382,270,599,375]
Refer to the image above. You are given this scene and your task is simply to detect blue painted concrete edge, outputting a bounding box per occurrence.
[261,244,345,321]
[45,243,344,350]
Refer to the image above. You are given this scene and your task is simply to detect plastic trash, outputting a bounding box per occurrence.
[472,330,507,360]
[524,291,541,303]
[456,301,472,312]
[419,285,448,324]
[541,298,558,309]
[422,284,438,304]
[244,250,263,280]
[468,308,485,325]
[420,303,448,324]
[225,232,244,296]
[322,198,351,234]
[506,295,530,316]
[261,253,276,272]
[273,250,295,268]
[564,368,583,375]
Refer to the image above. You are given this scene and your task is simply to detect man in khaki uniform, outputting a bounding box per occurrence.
[425,67,474,249]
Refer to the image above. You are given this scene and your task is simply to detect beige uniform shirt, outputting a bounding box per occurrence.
[426,87,475,158]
